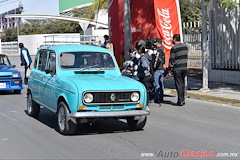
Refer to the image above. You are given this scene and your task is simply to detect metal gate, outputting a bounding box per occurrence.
[209,0,240,70]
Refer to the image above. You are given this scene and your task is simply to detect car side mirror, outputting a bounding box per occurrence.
[45,68,55,76]
[45,68,52,74]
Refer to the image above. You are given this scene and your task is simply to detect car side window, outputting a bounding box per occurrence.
[46,51,56,74]
[38,50,48,71]
[33,56,38,68]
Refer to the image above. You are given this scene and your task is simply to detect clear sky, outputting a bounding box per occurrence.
[0,0,59,15]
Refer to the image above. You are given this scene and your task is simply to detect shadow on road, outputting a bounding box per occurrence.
[24,107,141,136]
[0,90,22,95]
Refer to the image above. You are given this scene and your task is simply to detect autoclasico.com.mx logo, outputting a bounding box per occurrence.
[141,150,239,159]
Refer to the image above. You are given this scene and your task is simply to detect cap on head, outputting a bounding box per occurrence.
[154,38,162,44]
[19,43,24,48]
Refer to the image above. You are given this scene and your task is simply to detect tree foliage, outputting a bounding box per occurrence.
[179,0,202,22]
[71,0,107,19]
[0,27,17,42]
[0,20,81,42]
[205,0,239,11]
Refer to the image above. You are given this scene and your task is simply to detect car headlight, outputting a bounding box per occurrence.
[12,72,19,78]
[84,93,94,103]
[131,92,140,102]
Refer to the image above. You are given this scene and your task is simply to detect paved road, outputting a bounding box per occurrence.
[0,56,240,159]
[0,87,240,159]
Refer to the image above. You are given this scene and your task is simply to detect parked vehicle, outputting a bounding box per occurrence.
[0,53,23,94]
[27,45,150,135]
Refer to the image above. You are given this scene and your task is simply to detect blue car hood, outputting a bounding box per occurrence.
[0,66,18,72]
[68,74,144,91]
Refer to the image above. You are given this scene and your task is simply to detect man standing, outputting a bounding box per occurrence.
[19,43,32,85]
[101,35,114,53]
[169,34,188,106]
[152,38,166,105]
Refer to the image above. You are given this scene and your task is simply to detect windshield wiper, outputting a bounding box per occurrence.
[79,64,100,71]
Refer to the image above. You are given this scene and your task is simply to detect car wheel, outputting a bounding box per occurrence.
[27,92,40,117]
[14,90,21,94]
[57,102,77,135]
[127,116,147,131]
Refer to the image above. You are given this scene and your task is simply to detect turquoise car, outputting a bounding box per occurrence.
[27,45,149,135]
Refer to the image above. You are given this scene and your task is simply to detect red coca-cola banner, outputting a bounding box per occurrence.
[108,0,124,65]
[154,0,182,66]
[108,0,182,67]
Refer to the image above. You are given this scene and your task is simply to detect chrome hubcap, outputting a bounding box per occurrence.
[58,107,66,131]
[27,94,32,113]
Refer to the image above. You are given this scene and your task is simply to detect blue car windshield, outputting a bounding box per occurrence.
[0,55,11,66]
[60,52,115,70]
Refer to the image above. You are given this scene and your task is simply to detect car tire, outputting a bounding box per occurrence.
[27,92,40,117]
[127,116,147,131]
[57,102,77,135]
[14,90,21,94]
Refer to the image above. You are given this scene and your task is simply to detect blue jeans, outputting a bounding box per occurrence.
[154,70,164,100]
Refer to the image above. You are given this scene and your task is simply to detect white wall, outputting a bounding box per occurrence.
[209,69,240,85]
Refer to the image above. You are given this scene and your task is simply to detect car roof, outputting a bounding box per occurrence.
[0,53,7,56]
[39,44,113,55]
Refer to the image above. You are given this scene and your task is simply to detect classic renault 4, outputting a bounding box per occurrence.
[27,45,149,135]
[0,53,23,94]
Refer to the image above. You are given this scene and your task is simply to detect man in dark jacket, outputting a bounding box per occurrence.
[169,34,188,106]
[19,43,32,85]
[151,38,166,104]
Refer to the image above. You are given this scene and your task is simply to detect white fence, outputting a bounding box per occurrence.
[0,41,19,54]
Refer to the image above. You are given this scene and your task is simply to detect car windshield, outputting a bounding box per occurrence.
[60,52,115,70]
[0,55,11,66]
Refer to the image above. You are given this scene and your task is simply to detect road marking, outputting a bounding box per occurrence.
[0,112,17,121]
[9,110,17,114]
[1,138,8,141]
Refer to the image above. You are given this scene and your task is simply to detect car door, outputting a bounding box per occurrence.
[41,50,57,111]
[36,50,48,104]
[30,50,47,103]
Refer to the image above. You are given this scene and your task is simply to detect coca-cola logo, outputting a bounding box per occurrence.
[157,8,173,50]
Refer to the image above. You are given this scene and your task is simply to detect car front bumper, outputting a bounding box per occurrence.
[69,110,150,118]
[0,79,23,91]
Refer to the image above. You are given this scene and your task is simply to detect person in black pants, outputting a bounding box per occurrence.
[137,45,152,104]
[169,34,188,106]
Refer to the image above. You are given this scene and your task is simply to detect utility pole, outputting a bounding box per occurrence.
[201,0,209,90]
[123,0,132,60]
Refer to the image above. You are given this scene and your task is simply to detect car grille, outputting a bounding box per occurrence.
[99,105,124,110]
[0,75,12,79]
[83,91,140,105]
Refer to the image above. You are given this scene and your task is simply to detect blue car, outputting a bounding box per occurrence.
[27,45,150,135]
[0,53,23,94]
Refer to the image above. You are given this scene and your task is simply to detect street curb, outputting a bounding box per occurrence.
[165,89,240,107]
